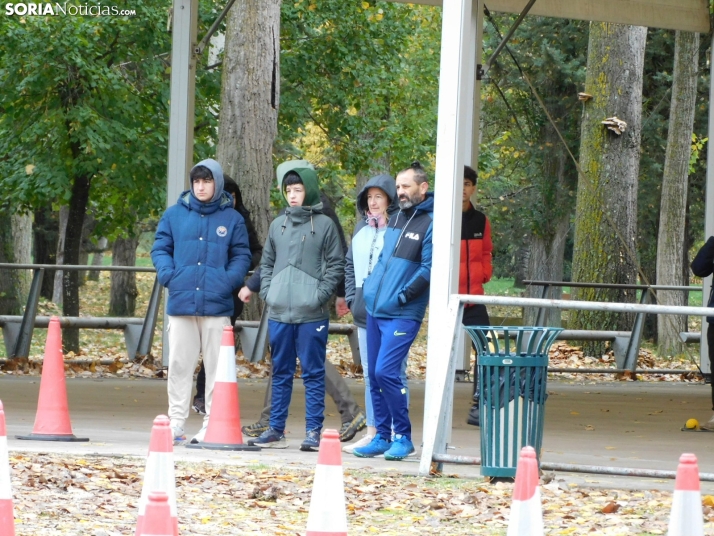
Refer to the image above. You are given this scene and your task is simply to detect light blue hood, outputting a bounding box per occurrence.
[191,158,224,203]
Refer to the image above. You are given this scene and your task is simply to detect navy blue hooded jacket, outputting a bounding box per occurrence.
[151,159,252,317]
[363,192,434,322]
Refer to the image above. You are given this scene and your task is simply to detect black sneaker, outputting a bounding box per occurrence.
[300,428,321,452]
[192,396,206,415]
[467,404,480,427]
[339,410,366,442]
[242,421,269,438]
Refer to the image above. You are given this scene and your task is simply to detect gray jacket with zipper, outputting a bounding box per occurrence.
[260,203,344,324]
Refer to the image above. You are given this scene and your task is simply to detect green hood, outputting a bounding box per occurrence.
[282,167,321,207]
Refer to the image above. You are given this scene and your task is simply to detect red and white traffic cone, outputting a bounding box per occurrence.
[138,492,174,536]
[135,416,178,536]
[0,401,16,536]
[186,326,259,451]
[507,446,543,536]
[667,453,704,536]
[16,316,88,442]
[306,429,347,536]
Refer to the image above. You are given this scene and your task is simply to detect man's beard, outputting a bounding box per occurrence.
[399,192,422,210]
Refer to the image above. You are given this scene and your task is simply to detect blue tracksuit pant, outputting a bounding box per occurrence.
[268,319,329,433]
[366,313,421,440]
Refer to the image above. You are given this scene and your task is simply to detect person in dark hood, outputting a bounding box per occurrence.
[354,162,434,461]
[151,158,252,445]
[691,237,714,430]
[191,175,263,416]
[247,167,344,452]
[342,174,411,454]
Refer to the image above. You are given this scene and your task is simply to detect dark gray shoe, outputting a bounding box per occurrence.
[467,404,480,427]
[339,410,366,442]
[300,428,321,452]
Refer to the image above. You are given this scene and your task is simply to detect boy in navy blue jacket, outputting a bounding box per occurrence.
[151,158,252,444]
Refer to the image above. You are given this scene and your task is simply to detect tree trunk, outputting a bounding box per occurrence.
[523,101,574,327]
[109,236,139,316]
[52,205,69,306]
[33,206,58,300]
[88,237,108,282]
[656,31,699,356]
[215,0,281,321]
[62,175,92,353]
[77,213,96,285]
[0,210,32,315]
[12,212,32,301]
[570,23,647,356]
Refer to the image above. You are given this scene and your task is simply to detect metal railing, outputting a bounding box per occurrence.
[419,294,714,477]
[0,263,161,361]
[523,280,703,372]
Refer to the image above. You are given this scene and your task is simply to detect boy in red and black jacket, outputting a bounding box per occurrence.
[460,165,493,426]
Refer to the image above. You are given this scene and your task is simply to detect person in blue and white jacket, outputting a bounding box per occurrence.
[354,162,434,461]
[342,173,407,454]
[151,158,252,444]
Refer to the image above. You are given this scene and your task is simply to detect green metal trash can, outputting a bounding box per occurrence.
[464,326,562,478]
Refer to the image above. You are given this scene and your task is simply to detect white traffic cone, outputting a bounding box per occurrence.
[138,492,174,536]
[306,429,347,536]
[507,446,543,536]
[135,416,178,536]
[667,453,704,536]
[0,400,16,536]
[186,326,259,451]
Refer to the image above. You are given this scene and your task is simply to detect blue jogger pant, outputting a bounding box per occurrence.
[268,319,329,433]
[366,314,420,440]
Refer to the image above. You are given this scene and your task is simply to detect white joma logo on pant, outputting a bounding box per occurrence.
[316,325,326,332]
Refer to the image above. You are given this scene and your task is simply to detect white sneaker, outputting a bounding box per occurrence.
[190,424,208,444]
[342,434,375,454]
[171,424,186,445]
[702,414,714,431]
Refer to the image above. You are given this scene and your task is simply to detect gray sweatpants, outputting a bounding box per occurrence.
[167,315,229,431]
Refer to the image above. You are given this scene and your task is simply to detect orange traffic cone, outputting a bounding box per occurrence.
[306,429,347,536]
[135,416,178,536]
[186,326,259,451]
[507,446,543,536]
[16,316,88,442]
[138,492,174,536]
[0,401,16,536]
[667,453,704,536]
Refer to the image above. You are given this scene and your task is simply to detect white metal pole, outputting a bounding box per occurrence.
[701,33,714,376]
[163,0,198,365]
[420,0,478,477]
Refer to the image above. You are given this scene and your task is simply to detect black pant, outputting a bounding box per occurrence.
[707,322,714,410]
[463,304,490,404]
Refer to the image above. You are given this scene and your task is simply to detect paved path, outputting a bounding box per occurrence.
[2,375,714,491]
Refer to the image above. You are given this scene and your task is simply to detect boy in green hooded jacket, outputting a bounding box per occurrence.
[249,167,344,451]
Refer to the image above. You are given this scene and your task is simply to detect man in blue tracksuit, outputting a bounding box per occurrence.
[355,161,434,460]
[151,158,252,444]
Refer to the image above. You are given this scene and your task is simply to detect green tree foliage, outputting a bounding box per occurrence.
[279,0,441,218]
[477,15,587,278]
[0,2,222,349]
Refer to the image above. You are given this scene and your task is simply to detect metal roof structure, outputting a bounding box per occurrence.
[390,0,710,32]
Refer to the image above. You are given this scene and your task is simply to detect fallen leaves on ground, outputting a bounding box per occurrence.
[8,452,714,535]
